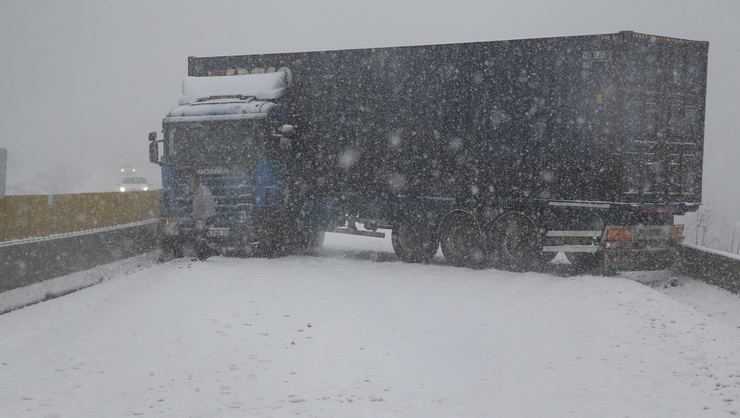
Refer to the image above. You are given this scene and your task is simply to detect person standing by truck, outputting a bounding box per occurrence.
[188,175,216,261]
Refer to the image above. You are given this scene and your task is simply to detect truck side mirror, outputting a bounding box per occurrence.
[148,132,157,141]
[149,141,160,164]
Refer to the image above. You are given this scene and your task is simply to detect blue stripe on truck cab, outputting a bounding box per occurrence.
[255,161,285,208]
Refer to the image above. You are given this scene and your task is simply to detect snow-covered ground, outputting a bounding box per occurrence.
[1,232,740,417]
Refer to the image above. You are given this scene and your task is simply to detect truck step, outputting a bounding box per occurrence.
[546,230,602,238]
[542,244,599,253]
[330,227,386,239]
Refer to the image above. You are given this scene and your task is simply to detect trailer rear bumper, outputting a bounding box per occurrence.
[543,244,598,253]
[544,224,684,271]
[601,226,682,270]
[545,244,678,270]
[543,229,602,253]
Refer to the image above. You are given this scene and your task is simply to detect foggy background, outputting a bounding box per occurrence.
[1,0,738,249]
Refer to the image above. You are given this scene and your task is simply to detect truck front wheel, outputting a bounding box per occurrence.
[296,229,325,255]
[391,222,438,263]
[160,238,183,259]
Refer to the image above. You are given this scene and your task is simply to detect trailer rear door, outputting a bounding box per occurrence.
[619,32,707,205]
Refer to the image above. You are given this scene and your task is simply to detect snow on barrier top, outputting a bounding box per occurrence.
[179,70,289,104]
[679,243,740,296]
[682,242,740,262]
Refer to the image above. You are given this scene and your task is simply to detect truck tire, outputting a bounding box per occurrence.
[391,222,438,263]
[172,243,184,259]
[161,238,184,259]
[492,213,543,272]
[259,240,287,258]
[255,229,288,258]
[439,211,488,267]
[297,229,325,255]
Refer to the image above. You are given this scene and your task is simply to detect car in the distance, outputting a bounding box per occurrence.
[118,176,150,192]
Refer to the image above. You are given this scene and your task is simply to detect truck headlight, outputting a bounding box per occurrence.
[119,186,126,192]
[143,186,149,191]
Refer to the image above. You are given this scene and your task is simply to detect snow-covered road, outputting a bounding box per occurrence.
[1,232,740,417]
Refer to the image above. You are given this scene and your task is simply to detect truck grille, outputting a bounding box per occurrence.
[175,174,255,227]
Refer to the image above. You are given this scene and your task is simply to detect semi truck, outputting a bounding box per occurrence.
[149,31,708,272]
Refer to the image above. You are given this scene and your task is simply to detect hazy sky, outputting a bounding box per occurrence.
[1,0,738,219]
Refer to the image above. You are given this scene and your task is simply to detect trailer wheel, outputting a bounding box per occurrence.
[493,213,543,271]
[391,222,438,263]
[439,211,488,267]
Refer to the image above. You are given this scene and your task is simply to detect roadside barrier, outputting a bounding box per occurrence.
[0,220,158,293]
[2,190,739,299]
[0,191,161,293]
[677,243,740,295]
[0,190,160,242]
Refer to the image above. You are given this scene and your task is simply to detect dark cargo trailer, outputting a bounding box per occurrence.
[150,31,707,271]
[188,31,707,206]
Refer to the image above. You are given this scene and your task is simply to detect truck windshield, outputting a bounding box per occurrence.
[165,120,269,167]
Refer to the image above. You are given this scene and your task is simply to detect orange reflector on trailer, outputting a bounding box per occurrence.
[605,226,633,242]
[671,224,685,241]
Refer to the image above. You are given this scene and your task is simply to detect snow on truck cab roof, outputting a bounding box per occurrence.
[164,69,290,123]
[179,69,291,104]
[165,97,281,122]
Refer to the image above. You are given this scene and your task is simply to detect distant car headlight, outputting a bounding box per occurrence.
[143,186,149,191]
[119,186,126,192]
